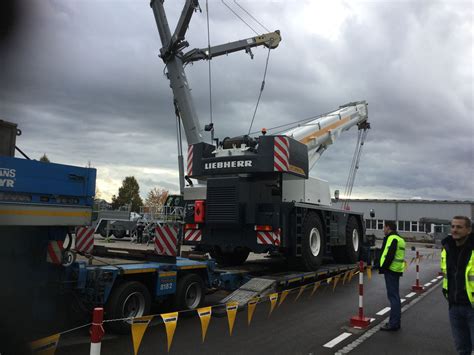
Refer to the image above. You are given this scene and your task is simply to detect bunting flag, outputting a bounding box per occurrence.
[332,274,341,291]
[197,307,212,343]
[348,269,356,283]
[226,302,239,336]
[366,266,372,280]
[404,260,409,271]
[409,257,415,266]
[342,270,350,285]
[327,277,332,285]
[30,333,60,355]
[132,315,154,355]
[310,281,321,297]
[295,285,307,301]
[161,312,178,352]
[278,290,290,307]
[268,293,278,317]
[247,298,258,326]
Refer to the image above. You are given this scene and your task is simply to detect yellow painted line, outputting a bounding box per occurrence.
[123,268,156,275]
[304,274,316,280]
[0,209,91,217]
[159,271,177,277]
[318,271,328,276]
[178,265,207,270]
[299,116,351,144]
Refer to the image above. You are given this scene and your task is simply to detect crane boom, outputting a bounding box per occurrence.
[283,101,368,170]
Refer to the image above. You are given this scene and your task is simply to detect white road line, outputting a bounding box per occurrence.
[405,292,416,298]
[376,307,390,315]
[437,275,443,279]
[323,332,352,348]
[424,282,432,287]
[401,298,406,303]
[430,279,438,283]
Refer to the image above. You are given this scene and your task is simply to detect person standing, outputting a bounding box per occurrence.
[379,220,406,331]
[441,216,474,355]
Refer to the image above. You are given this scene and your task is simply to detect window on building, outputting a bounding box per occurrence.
[418,223,425,232]
[404,221,410,231]
[377,220,384,230]
[411,221,418,232]
[398,221,404,231]
[366,220,371,229]
[371,219,377,230]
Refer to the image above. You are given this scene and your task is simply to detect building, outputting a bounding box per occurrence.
[333,199,474,240]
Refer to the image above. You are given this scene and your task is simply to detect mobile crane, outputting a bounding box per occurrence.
[150,1,372,270]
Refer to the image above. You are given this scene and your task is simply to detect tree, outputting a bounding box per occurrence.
[39,154,50,162]
[111,176,143,212]
[145,188,169,208]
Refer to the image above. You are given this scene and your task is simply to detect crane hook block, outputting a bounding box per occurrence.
[256,30,282,49]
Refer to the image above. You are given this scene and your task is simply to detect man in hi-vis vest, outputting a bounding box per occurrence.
[379,220,406,331]
[441,216,474,355]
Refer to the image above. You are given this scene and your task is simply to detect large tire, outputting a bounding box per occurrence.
[105,281,151,334]
[332,216,361,263]
[210,247,250,266]
[112,227,126,239]
[301,213,325,271]
[172,273,205,310]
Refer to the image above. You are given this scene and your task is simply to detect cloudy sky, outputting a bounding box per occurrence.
[1,0,472,202]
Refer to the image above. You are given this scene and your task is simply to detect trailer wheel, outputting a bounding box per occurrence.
[301,213,325,271]
[105,281,151,334]
[112,228,126,239]
[332,216,361,263]
[210,247,249,266]
[173,273,205,310]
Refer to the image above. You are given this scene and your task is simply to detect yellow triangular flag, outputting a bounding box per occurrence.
[348,269,356,283]
[310,281,321,297]
[278,290,290,307]
[295,285,307,301]
[226,302,239,336]
[268,293,278,317]
[332,274,341,291]
[161,312,178,352]
[247,298,258,325]
[327,277,332,285]
[30,333,60,355]
[342,270,349,285]
[132,315,154,355]
[404,260,409,271]
[366,266,372,280]
[197,307,212,343]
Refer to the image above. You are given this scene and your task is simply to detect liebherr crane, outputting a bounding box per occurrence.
[150,1,371,270]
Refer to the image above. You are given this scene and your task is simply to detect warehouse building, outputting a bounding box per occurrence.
[332,199,474,240]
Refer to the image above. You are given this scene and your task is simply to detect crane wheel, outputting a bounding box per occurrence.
[332,216,361,263]
[301,213,325,271]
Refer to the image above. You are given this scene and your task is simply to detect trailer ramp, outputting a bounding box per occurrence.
[220,277,277,307]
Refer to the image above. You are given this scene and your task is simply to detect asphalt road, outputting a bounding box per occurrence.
[53,244,455,355]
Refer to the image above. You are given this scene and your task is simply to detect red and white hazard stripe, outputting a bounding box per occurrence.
[184,229,202,242]
[257,228,281,246]
[274,136,290,172]
[75,226,95,253]
[46,240,64,264]
[187,145,194,176]
[155,225,179,256]
[273,228,281,246]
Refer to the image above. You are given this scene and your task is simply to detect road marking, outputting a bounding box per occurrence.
[424,282,432,287]
[335,282,442,354]
[405,292,416,298]
[323,333,352,348]
[376,307,390,315]
[430,279,438,283]
[401,298,406,303]
[437,275,443,279]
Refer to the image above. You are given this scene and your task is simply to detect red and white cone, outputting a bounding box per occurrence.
[350,260,371,328]
[412,251,425,292]
[90,307,105,355]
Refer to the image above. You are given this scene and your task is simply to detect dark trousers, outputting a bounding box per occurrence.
[449,304,474,355]
[384,272,401,328]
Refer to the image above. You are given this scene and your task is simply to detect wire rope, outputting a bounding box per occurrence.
[233,0,270,33]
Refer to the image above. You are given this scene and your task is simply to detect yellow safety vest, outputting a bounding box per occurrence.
[380,234,406,273]
[440,248,474,306]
